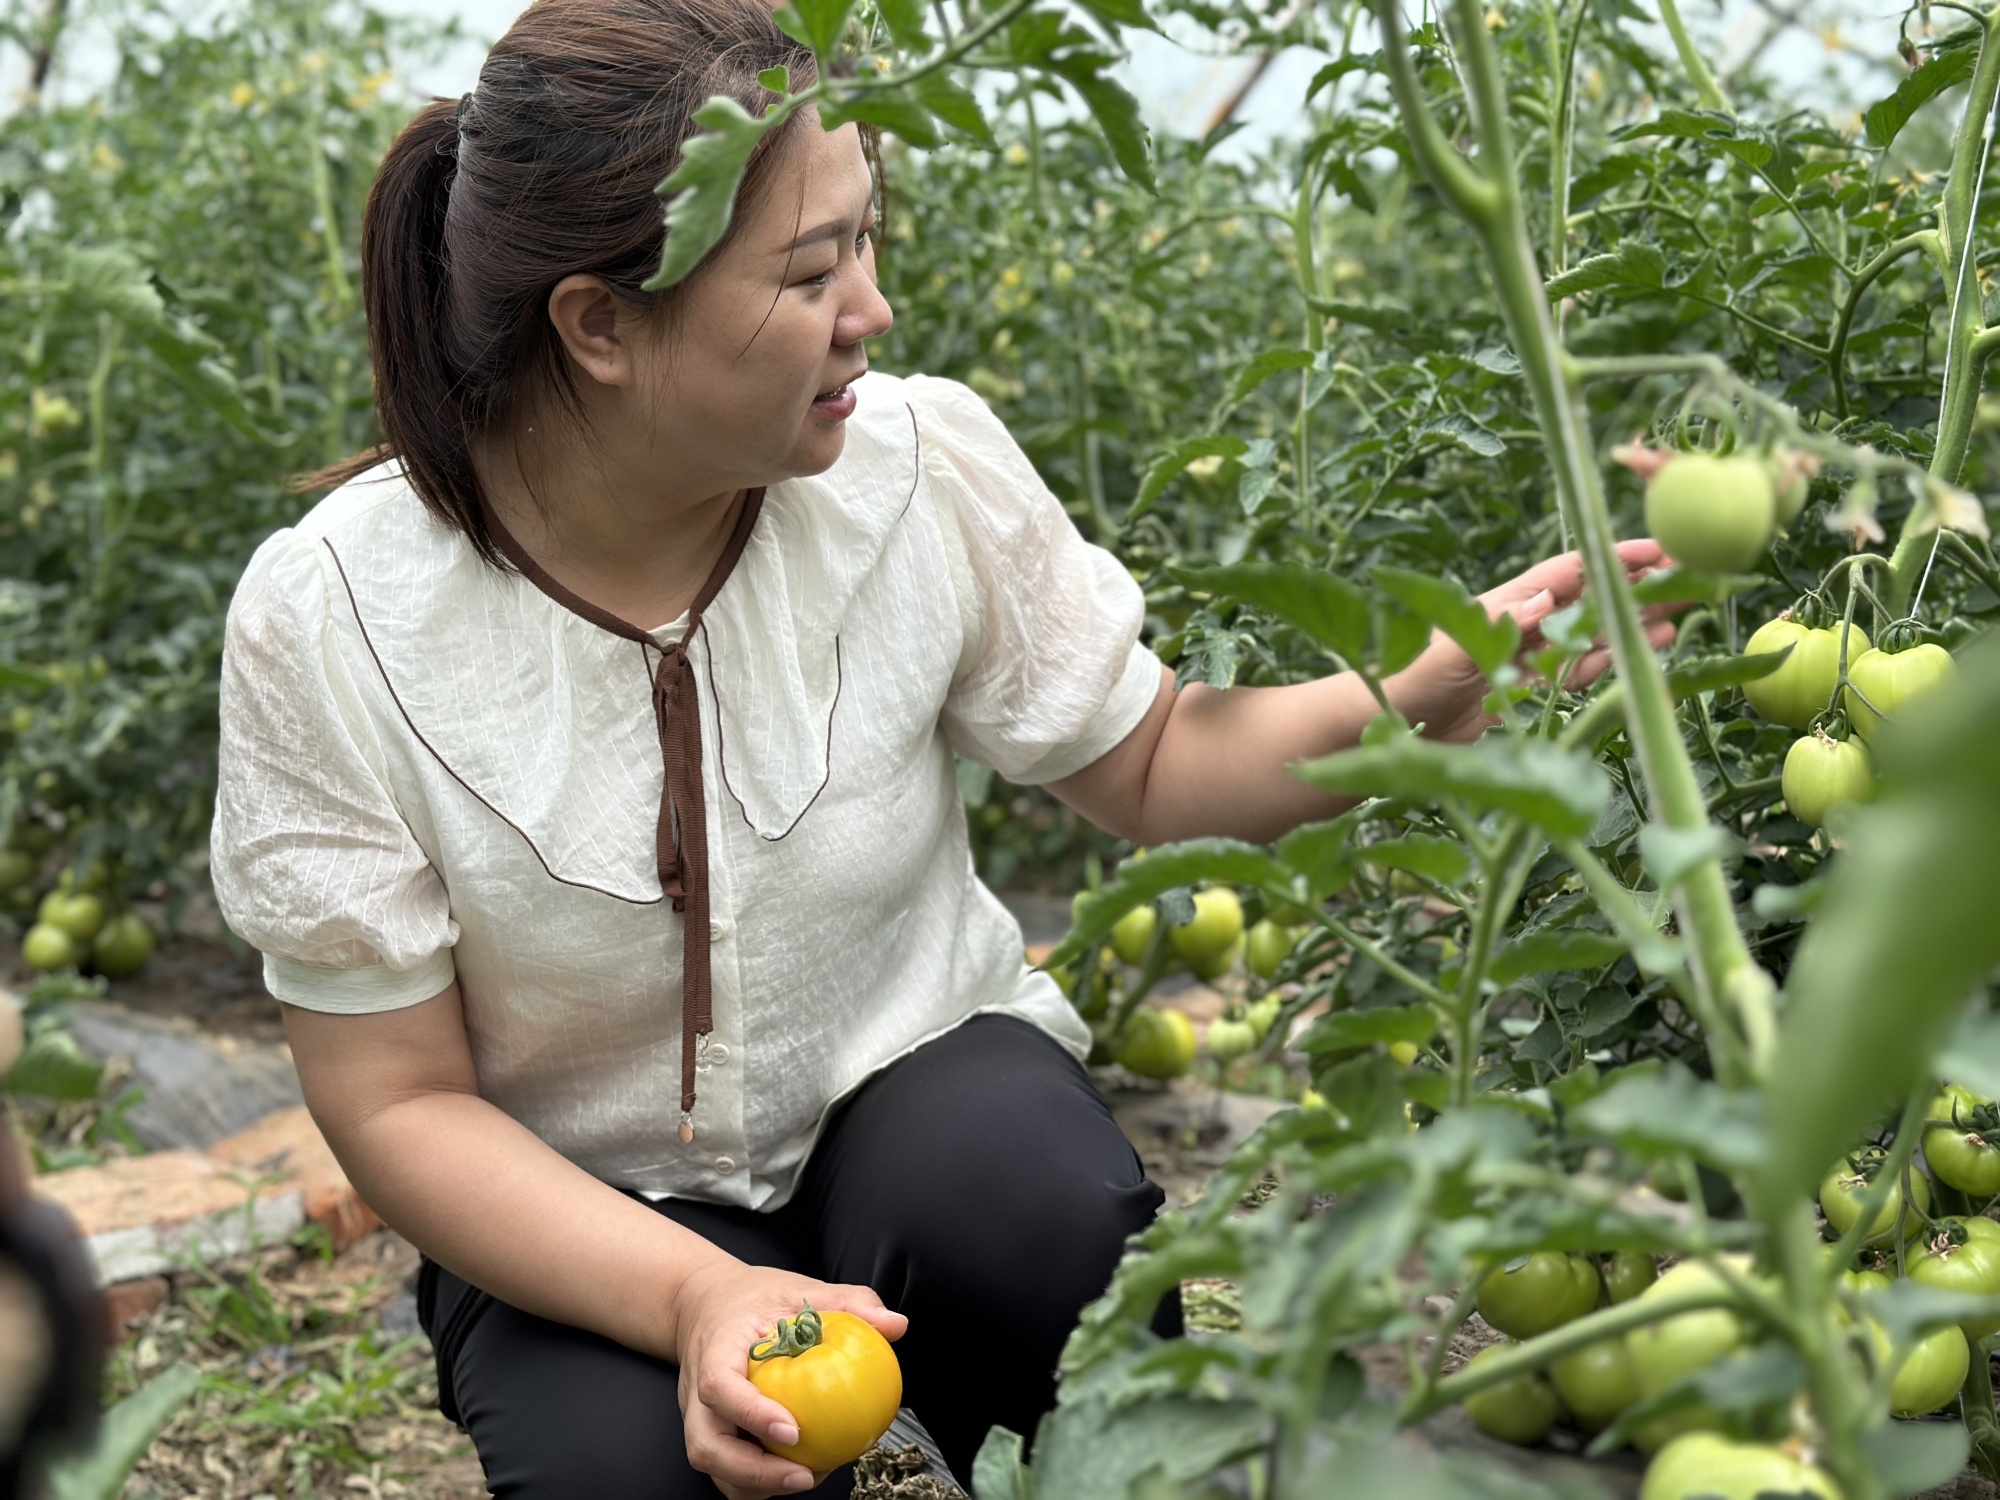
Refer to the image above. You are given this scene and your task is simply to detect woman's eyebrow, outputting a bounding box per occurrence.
[776,197,876,256]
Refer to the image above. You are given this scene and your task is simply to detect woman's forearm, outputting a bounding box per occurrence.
[336,1090,734,1359]
[283,993,738,1364]
[1134,668,1397,845]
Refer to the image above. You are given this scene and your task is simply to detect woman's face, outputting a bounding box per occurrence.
[633,119,893,492]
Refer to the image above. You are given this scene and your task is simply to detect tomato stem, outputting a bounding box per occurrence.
[750,1302,826,1361]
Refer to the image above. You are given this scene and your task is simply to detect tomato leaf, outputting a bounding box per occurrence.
[1023,1390,1267,1500]
[1860,1414,1972,1497]
[820,92,943,149]
[1297,1003,1436,1057]
[1863,42,1979,150]
[1130,437,1247,520]
[1293,733,1611,840]
[66,247,271,443]
[1171,562,1427,676]
[1574,1062,1765,1169]
[1356,833,1470,886]
[1935,1009,2000,1100]
[1275,815,1361,899]
[1044,57,1155,191]
[1488,930,1626,986]
[970,1427,1032,1500]
[871,0,931,52]
[1762,632,2000,1201]
[1224,347,1313,407]
[911,74,992,145]
[645,98,782,291]
[3,1026,104,1100]
[1543,242,1666,300]
[1630,565,1765,605]
[784,0,857,59]
[1372,566,1521,680]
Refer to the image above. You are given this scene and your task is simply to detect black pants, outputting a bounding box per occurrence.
[417,1015,1182,1497]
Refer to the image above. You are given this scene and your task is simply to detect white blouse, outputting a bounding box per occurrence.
[212,372,1162,1209]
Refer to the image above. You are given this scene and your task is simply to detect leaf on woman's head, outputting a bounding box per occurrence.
[645,98,783,292]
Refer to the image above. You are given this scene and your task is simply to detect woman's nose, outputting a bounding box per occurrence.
[838,276,894,346]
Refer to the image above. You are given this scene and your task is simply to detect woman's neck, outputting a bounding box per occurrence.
[476,431,749,631]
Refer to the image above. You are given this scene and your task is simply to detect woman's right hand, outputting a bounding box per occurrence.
[673,1258,908,1498]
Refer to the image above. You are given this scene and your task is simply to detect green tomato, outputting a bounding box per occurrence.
[1818,1158,1930,1246]
[1550,1338,1640,1435]
[1110,904,1157,966]
[1476,1252,1600,1340]
[1769,449,1814,526]
[1244,994,1282,1043]
[22,921,78,972]
[1115,1007,1197,1080]
[1781,733,1872,829]
[1244,918,1299,981]
[1461,1346,1561,1446]
[1908,1217,2000,1341]
[1204,1016,1258,1063]
[1844,642,1956,741]
[1885,1321,1969,1418]
[1604,1250,1659,1304]
[1639,1433,1841,1500]
[1923,1087,2000,1196]
[1624,1260,1747,1442]
[1741,618,1870,730]
[1643,454,1778,574]
[1167,888,1243,969]
[1388,1038,1420,1068]
[1190,933,1242,983]
[91,912,154,979]
[38,889,105,943]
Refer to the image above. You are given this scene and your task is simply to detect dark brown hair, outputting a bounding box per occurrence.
[307,0,816,561]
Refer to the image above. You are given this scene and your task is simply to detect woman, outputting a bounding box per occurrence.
[212,0,1671,1495]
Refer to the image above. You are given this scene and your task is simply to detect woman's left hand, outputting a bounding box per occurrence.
[1386,538,1680,744]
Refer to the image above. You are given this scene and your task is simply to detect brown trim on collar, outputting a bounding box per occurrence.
[482,490,767,1144]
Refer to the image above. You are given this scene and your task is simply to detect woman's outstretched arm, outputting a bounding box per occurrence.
[1049,541,1677,847]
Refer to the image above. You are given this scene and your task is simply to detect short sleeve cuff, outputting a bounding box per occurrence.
[264,948,457,1014]
[1012,641,1164,786]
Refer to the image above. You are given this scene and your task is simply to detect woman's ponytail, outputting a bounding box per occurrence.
[297,0,817,559]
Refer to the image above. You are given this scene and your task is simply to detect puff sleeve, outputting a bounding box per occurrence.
[212,531,459,1012]
[910,375,1163,785]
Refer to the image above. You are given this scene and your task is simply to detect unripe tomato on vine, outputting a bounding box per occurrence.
[1460,1345,1560,1445]
[1742,616,1869,730]
[1115,1007,1196,1079]
[1843,639,1955,741]
[1908,1217,2000,1340]
[1817,1153,1930,1246]
[1922,1087,2000,1196]
[1475,1252,1598,1339]
[1168,888,1243,969]
[1642,453,1777,573]
[1782,731,1873,829]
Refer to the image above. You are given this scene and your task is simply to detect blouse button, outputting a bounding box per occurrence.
[706,1042,731,1067]
[709,917,732,942]
[713,1155,737,1175]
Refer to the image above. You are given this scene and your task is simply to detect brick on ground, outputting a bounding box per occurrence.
[33,1105,376,1287]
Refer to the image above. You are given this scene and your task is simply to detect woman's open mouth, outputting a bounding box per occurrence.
[810,382,858,421]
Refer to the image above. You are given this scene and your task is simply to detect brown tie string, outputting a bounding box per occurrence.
[484,490,765,1146]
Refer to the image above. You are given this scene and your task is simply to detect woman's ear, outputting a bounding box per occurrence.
[547,274,632,387]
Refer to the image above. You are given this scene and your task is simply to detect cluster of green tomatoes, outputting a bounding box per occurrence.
[1462,1084,2000,1496]
[1740,603,1957,830]
[0,826,154,979]
[1638,445,1959,830]
[1051,873,1309,1082]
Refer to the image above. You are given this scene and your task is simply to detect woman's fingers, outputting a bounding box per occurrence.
[811,1283,909,1342]
[684,1396,815,1495]
[1562,618,1679,689]
[700,1359,802,1447]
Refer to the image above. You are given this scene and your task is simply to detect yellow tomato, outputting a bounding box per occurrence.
[746,1306,903,1474]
